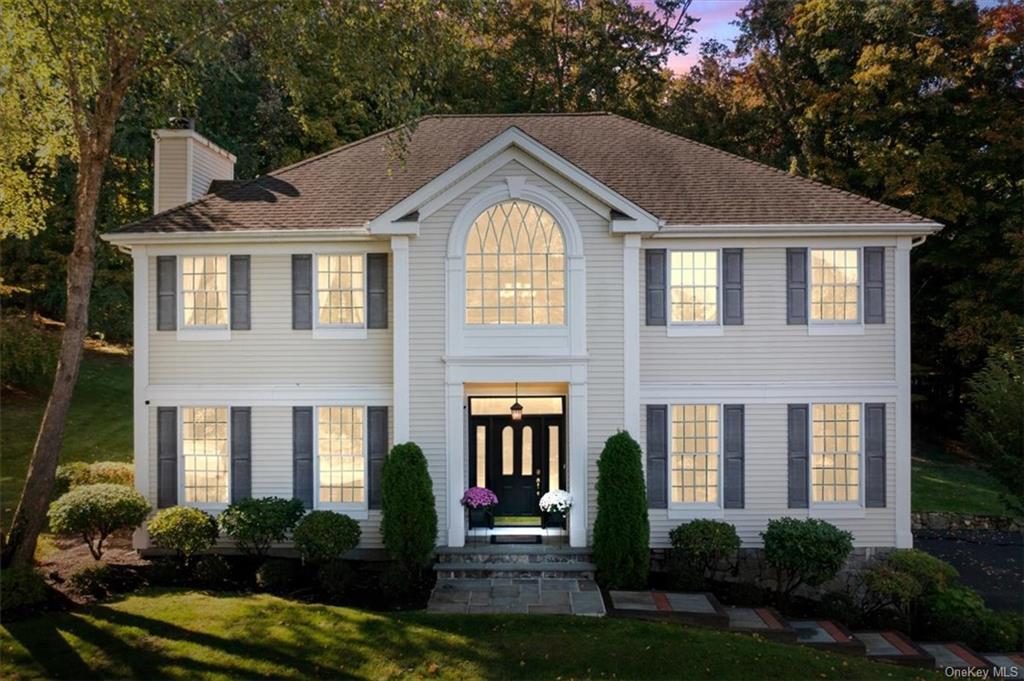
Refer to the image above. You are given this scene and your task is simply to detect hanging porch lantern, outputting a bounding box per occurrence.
[510,382,524,421]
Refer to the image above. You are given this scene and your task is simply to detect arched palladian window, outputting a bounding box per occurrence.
[465,200,565,325]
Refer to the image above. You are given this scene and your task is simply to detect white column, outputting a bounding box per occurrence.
[445,380,466,547]
[894,237,913,548]
[569,378,588,547]
[131,247,151,549]
[623,235,640,436]
[391,236,410,442]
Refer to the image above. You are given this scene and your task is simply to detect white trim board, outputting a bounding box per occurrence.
[640,381,898,403]
[145,384,393,405]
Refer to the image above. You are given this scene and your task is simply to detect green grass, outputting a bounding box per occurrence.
[1,351,133,530]
[912,439,1016,516]
[0,589,935,680]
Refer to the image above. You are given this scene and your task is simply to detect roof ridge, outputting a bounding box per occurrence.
[424,111,611,119]
[607,114,934,224]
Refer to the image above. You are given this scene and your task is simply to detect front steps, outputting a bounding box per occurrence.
[434,546,595,579]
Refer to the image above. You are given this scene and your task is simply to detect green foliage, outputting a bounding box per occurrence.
[884,549,959,594]
[255,559,298,594]
[381,443,437,574]
[54,462,91,497]
[68,563,115,598]
[47,484,150,560]
[292,510,361,564]
[667,520,740,590]
[921,586,1024,652]
[0,566,48,612]
[192,554,232,588]
[54,461,133,496]
[147,507,219,565]
[0,316,59,392]
[761,518,853,599]
[316,560,355,603]
[593,431,650,589]
[964,346,1024,512]
[217,497,305,558]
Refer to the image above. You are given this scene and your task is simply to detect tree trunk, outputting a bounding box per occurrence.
[2,147,108,567]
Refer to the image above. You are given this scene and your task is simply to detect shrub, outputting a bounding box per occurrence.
[48,484,150,560]
[293,510,361,564]
[317,560,355,602]
[593,431,650,589]
[54,462,90,496]
[884,549,958,594]
[192,554,232,588]
[255,559,298,594]
[147,507,219,566]
[381,443,437,576]
[964,346,1024,513]
[54,461,133,496]
[0,315,59,391]
[761,517,853,600]
[69,563,115,598]
[918,585,989,643]
[217,497,305,557]
[667,519,740,590]
[0,566,48,612]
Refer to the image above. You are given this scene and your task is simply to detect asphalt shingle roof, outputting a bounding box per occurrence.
[114,112,935,234]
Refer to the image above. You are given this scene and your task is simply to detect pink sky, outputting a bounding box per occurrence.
[634,0,747,73]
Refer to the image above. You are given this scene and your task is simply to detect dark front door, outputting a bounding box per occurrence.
[469,411,565,518]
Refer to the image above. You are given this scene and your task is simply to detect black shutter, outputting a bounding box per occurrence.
[786,248,808,325]
[865,403,887,507]
[646,404,668,508]
[157,407,178,508]
[367,253,388,329]
[723,404,745,508]
[367,406,388,509]
[293,406,314,508]
[864,247,885,324]
[231,407,252,502]
[787,404,809,508]
[230,255,251,330]
[645,249,666,326]
[292,255,313,330]
[722,249,744,325]
[156,256,177,330]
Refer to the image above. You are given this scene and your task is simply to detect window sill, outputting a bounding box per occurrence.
[667,506,725,520]
[807,324,864,336]
[809,505,865,520]
[314,506,368,520]
[666,325,723,337]
[181,502,229,513]
[312,326,368,340]
[176,328,231,342]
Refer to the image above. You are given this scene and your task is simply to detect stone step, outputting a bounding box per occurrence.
[434,561,596,579]
[788,619,866,655]
[983,653,1024,678]
[852,631,935,668]
[607,590,729,628]
[427,577,606,616]
[725,606,797,642]
[919,643,992,670]
[436,546,592,565]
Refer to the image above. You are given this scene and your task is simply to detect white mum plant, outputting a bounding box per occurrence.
[539,489,573,514]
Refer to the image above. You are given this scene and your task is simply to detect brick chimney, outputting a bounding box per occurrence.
[152,118,236,214]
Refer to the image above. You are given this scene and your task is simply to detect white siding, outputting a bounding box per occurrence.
[191,144,233,199]
[155,137,189,214]
[148,252,392,385]
[640,243,896,383]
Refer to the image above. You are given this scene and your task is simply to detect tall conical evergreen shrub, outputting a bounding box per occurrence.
[593,430,650,588]
[381,442,437,572]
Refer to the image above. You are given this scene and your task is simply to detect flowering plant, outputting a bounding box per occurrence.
[460,487,498,509]
[539,489,572,514]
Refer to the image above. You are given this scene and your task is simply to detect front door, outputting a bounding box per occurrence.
[468,403,565,518]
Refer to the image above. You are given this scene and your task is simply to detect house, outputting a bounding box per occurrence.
[103,113,941,555]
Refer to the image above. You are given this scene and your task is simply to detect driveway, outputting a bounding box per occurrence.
[913,529,1023,613]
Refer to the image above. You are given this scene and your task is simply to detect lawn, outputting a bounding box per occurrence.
[0,590,935,680]
[912,438,1016,516]
[1,350,133,531]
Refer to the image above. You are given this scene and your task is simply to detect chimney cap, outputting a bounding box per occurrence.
[166,116,195,130]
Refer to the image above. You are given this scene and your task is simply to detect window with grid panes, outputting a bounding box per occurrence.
[810,249,859,321]
[670,404,720,504]
[811,403,860,502]
[317,406,365,504]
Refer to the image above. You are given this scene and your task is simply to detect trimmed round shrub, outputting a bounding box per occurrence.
[54,461,133,496]
[293,510,361,564]
[593,431,650,589]
[667,519,740,590]
[255,559,298,594]
[317,560,355,603]
[192,554,232,588]
[147,507,219,566]
[54,462,90,496]
[218,497,305,557]
[0,566,48,612]
[48,484,150,560]
[381,443,437,575]
[761,517,853,599]
[884,549,958,593]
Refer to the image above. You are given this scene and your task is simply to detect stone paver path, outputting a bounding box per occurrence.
[427,578,605,616]
[607,590,727,627]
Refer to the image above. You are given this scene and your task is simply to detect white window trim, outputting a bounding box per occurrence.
[807,247,864,335]
[312,253,369,340]
[313,404,369,519]
[178,405,231,513]
[667,402,724,513]
[807,401,865,515]
[666,248,723,336]
[177,255,231,341]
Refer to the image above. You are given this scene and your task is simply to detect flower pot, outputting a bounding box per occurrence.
[542,510,566,529]
[467,507,494,529]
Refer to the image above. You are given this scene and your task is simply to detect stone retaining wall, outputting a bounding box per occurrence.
[911,511,1022,532]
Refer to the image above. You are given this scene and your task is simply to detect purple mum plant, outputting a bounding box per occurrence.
[461,487,498,509]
